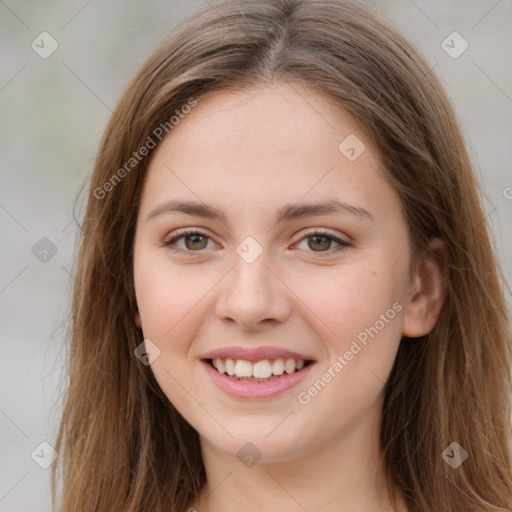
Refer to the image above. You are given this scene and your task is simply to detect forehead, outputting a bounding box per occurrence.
[139,83,401,225]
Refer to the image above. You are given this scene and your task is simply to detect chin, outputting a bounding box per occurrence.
[197,417,312,466]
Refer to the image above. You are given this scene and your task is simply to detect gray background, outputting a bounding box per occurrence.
[1,1,511,510]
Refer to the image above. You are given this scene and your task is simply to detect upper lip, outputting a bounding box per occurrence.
[201,345,316,363]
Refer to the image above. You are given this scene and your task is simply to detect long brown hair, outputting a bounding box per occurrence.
[51,0,512,510]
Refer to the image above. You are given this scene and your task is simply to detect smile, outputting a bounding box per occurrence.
[201,357,315,399]
[208,357,311,380]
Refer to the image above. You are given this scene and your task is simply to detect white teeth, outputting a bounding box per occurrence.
[284,358,296,374]
[252,360,273,379]
[211,357,308,378]
[272,358,285,375]
[225,357,236,376]
[216,358,226,374]
[234,359,253,377]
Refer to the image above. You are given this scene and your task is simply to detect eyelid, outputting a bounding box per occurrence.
[162,227,352,256]
[162,227,218,250]
[293,228,352,256]
[299,227,349,242]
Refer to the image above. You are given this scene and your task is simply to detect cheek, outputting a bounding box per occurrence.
[133,257,211,415]
[297,262,403,345]
[292,257,406,402]
[294,267,404,429]
[134,251,203,339]
[133,253,215,393]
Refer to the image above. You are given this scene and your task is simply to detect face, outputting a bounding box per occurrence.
[133,83,414,464]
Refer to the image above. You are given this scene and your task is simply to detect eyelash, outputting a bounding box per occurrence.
[162,228,351,257]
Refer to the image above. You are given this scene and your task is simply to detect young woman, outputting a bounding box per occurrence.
[51,0,512,510]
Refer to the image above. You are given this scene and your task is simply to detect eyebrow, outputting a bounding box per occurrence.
[146,199,374,224]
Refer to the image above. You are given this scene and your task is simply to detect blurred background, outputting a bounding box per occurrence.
[0,1,511,510]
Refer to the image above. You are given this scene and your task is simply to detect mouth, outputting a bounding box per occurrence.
[200,346,317,399]
[205,357,314,382]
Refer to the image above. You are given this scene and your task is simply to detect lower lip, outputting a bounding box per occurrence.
[201,360,315,399]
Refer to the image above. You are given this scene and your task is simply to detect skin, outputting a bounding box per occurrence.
[133,83,446,512]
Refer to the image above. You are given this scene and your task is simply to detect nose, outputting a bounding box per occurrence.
[215,251,291,331]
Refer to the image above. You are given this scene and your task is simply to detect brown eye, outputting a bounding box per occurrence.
[163,229,214,253]
[295,230,351,257]
[307,235,333,252]
[163,228,351,257]
[183,233,209,250]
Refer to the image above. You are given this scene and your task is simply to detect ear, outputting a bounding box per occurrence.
[135,312,142,328]
[402,237,448,338]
